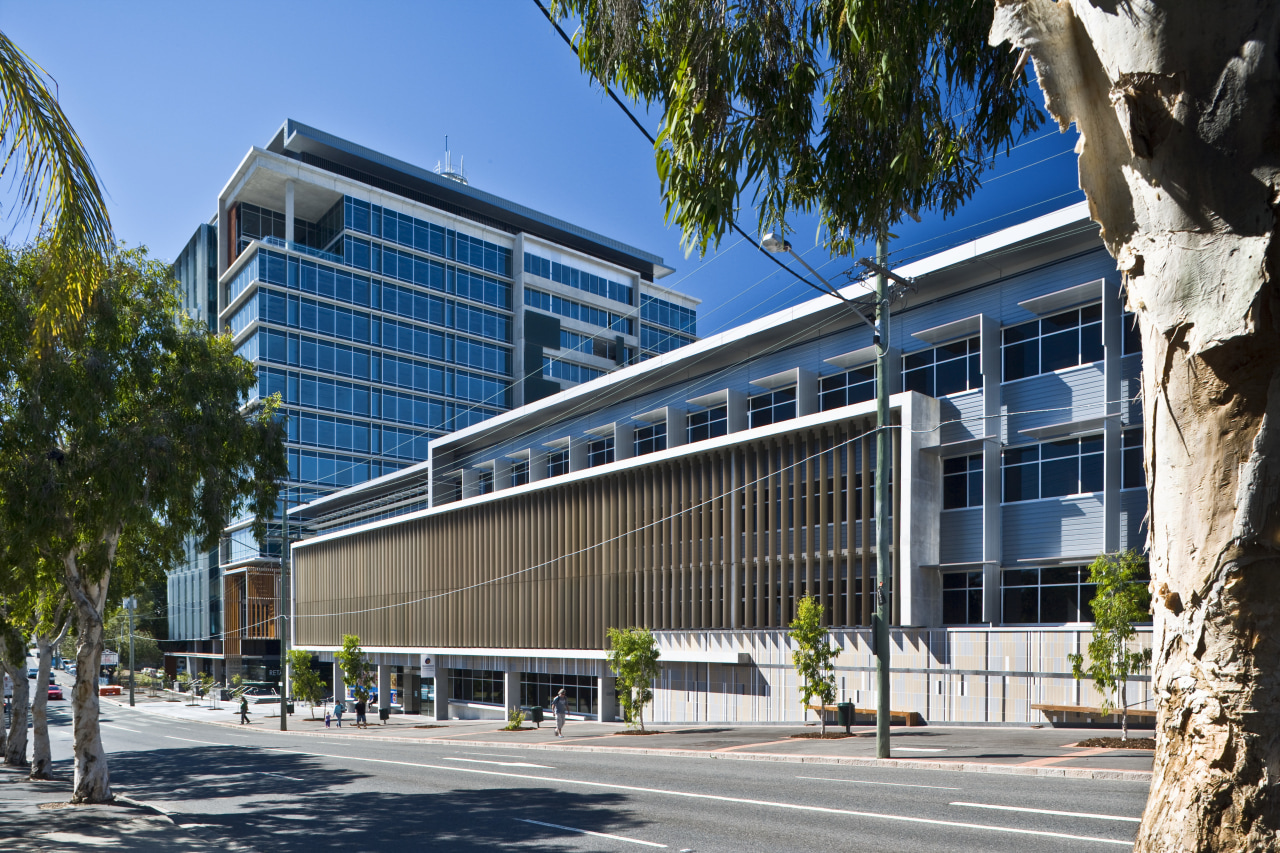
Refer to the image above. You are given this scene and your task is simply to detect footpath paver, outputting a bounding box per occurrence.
[0,765,209,853]
[104,693,1155,781]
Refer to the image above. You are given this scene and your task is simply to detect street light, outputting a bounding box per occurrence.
[760,232,894,760]
[123,596,137,707]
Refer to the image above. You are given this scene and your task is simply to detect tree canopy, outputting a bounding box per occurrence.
[553,0,1041,254]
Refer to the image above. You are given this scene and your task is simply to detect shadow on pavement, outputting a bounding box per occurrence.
[92,747,652,852]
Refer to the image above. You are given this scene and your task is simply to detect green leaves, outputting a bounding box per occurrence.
[789,595,837,718]
[1068,550,1152,717]
[335,634,371,702]
[554,0,1041,255]
[607,625,661,730]
[0,31,113,342]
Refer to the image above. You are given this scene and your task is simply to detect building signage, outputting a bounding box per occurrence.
[101,651,119,666]
[419,655,435,678]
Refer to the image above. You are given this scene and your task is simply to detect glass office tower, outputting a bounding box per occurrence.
[165,120,696,682]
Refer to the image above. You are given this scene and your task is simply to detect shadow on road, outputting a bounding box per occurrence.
[90,747,653,852]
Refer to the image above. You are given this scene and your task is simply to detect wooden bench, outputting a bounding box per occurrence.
[806,703,923,727]
[1032,703,1156,721]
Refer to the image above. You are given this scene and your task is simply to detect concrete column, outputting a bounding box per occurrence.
[461,468,481,499]
[1102,279,1123,554]
[726,389,748,433]
[665,407,686,448]
[568,436,589,472]
[377,664,392,719]
[598,675,617,722]
[528,450,549,482]
[333,661,345,705]
[504,669,520,717]
[284,180,295,245]
[433,668,450,721]
[980,315,1003,624]
[493,458,513,491]
[211,659,223,687]
[796,368,820,416]
[613,424,634,461]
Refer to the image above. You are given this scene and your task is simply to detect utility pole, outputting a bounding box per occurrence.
[872,231,892,759]
[124,596,137,707]
[279,486,290,732]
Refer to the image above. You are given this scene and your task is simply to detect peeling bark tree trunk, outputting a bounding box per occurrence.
[4,660,29,766]
[31,618,71,780]
[994,2,1280,849]
[63,545,114,804]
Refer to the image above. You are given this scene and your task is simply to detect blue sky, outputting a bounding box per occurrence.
[2,1,1083,335]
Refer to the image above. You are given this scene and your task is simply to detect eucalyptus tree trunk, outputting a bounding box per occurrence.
[994,1,1280,849]
[31,620,71,780]
[63,547,114,803]
[4,660,29,766]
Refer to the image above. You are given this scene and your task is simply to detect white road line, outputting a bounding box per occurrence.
[950,802,1141,823]
[164,736,225,746]
[102,724,142,734]
[260,746,1132,846]
[516,818,667,848]
[265,772,304,782]
[895,747,946,752]
[444,757,553,769]
[797,776,960,791]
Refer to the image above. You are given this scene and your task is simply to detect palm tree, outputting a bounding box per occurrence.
[0,30,112,340]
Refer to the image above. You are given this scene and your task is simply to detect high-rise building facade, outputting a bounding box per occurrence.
[165,120,696,680]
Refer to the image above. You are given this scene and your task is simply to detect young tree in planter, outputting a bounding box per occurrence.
[606,626,661,731]
[1069,550,1152,742]
[789,596,838,737]
[0,242,286,803]
[287,649,324,719]
[554,3,1280,845]
[335,635,371,703]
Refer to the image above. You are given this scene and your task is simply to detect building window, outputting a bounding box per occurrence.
[1122,427,1144,489]
[688,406,728,443]
[748,387,796,428]
[1002,436,1103,502]
[820,365,876,411]
[450,669,504,705]
[587,437,615,467]
[1002,304,1103,382]
[904,336,981,397]
[547,448,569,478]
[519,672,599,716]
[640,293,697,335]
[634,422,667,456]
[477,469,494,495]
[1123,311,1141,356]
[511,459,529,487]
[942,571,984,624]
[1001,566,1096,624]
[943,454,983,509]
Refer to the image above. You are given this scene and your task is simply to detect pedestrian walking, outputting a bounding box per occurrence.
[239,696,250,725]
[355,697,367,728]
[324,710,331,728]
[552,688,568,738]
[333,700,345,727]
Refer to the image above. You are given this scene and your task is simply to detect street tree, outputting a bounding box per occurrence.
[335,635,372,702]
[0,604,29,765]
[606,626,661,731]
[1069,550,1152,741]
[0,30,112,340]
[789,595,837,736]
[0,241,286,803]
[286,649,324,719]
[29,577,72,780]
[554,2,1280,846]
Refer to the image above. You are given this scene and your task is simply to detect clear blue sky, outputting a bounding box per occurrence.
[2,1,1083,335]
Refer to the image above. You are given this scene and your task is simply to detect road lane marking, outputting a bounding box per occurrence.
[265,772,304,781]
[444,757,553,769]
[797,776,960,791]
[895,747,945,753]
[102,724,142,734]
[950,802,1141,823]
[515,818,666,848]
[259,746,1133,846]
[164,736,225,745]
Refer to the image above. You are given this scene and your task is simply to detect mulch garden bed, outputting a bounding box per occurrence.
[499,727,536,732]
[789,732,861,739]
[412,724,445,729]
[613,730,664,735]
[1075,736,1155,749]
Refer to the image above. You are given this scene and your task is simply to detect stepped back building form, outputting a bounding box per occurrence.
[165,120,698,682]
[288,202,1152,726]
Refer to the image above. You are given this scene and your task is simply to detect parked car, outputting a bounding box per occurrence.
[28,668,38,679]
[47,684,63,701]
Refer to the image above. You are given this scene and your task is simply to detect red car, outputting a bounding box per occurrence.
[47,684,63,700]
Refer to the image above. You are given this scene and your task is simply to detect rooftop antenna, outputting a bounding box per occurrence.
[435,135,468,185]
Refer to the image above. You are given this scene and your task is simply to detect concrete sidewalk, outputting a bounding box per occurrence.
[105,694,1156,781]
[0,766,209,853]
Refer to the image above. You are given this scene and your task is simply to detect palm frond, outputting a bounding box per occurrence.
[0,30,112,340]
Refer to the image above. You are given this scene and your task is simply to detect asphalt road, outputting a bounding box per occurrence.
[30,685,1148,853]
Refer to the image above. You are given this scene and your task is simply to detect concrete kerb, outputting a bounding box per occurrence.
[105,697,1151,783]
